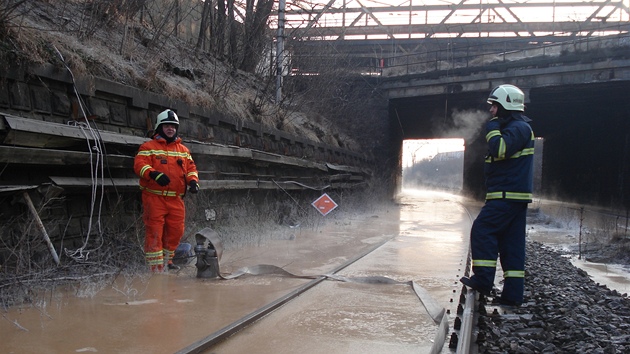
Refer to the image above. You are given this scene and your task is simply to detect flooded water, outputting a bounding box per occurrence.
[208,189,471,353]
[526,215,630,294]
[2,190,629,353]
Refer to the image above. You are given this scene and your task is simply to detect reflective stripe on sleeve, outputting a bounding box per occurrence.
[140,165,152,177]
[486,130,501,141]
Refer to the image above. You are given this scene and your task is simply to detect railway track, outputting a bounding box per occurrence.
[176,191,479,354]
[0,190,481,354]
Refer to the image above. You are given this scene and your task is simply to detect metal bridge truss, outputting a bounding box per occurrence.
[271,0,630,73]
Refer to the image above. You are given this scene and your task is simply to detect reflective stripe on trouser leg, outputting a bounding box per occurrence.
[470,199,522,290]
[162,196,185,263]
[164,249,174,265]
[145,250,164,267]
[499,203,527,303]
[143,193,168,267]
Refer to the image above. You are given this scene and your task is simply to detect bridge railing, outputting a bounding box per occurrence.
[381,31,630,78]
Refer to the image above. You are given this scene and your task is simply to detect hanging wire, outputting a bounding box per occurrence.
[52,45,106,262]
[272,179,329,216]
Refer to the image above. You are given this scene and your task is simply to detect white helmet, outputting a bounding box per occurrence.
[155,109,179,130]
[487,84,525,111]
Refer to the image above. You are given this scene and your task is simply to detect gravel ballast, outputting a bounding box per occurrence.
[475,242,630,354]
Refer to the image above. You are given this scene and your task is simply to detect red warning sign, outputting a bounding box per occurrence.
[311,193,338,216]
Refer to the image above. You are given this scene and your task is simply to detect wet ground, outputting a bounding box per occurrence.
[2,190,629,354]
[526,223,630,294]
[209,189,471,353]
[0,190,472,354]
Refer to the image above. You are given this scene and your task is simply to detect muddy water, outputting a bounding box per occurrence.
[527,222,630,294]
[571,259,630,294]
[0,190,472,354]
[208,189,472,353]
[3,190,629,354]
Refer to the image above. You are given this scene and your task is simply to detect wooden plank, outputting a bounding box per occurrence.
[331,182,366,189]
[1,115,365,176]
[0,145,133,168]
[252,151,328,171]
[3,114,147,147]
[188,143,253,159]
[219,172,252,176]
[50,177,139,188]
[329,173,352,181]
[23,191,60,266]
[0,185,39,194]
[4,130,81,148]
[326,163,366,174]
[49,177,308,191]
[204,180,305,190]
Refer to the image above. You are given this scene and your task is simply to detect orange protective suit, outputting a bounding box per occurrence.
[134,134,198,271]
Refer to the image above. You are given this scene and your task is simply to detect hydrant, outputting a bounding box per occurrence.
[194,227,223,278]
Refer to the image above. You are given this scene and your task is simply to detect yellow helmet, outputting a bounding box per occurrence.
[155,109,179,130]
[487,85,525,111]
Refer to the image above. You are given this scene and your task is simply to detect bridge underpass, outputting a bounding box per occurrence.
[277,0,630,74]
[374,29,630,209]
[278,0,630,210]
[387,79,630,210]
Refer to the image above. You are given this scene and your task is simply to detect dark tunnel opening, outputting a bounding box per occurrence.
[389,81,630,210]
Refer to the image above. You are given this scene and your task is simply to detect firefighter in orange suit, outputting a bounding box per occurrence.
[134,109,199,272]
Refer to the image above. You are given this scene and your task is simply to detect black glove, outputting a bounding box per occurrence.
[189,180,199,194]
[149,171,170,186]
[486,119,501,134]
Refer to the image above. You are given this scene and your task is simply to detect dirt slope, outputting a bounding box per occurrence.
[0,1,360,150]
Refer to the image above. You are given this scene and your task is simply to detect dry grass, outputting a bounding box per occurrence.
[0,0,358,149]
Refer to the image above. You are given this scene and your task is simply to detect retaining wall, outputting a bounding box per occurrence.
[0,62,374,266]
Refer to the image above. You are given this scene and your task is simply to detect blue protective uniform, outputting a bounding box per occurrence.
[470,111,535,304]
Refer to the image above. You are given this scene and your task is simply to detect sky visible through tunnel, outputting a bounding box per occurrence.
[403,139,464,168]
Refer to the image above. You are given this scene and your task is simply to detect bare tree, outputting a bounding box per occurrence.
[239,0,274,72]
[215,0,226,57]
[195,0,212,52]
[227,0,238,66]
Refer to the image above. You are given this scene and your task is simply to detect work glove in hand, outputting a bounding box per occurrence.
[486,118,501,134]
[189,180,199,194]
[149,171,171,186]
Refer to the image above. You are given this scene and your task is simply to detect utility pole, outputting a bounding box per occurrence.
[275,0,286,104]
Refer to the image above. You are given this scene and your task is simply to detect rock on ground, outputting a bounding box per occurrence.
[476,242,630,354]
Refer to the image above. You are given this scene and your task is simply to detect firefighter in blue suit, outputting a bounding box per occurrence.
[460,84,535,306]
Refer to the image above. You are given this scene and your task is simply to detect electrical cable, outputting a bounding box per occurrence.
[52,44,106,262]
[271,179,327,215]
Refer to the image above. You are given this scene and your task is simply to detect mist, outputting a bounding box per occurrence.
[445,108,488,141]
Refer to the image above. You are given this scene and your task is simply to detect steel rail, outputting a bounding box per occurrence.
[456,287,477,354]
[174,236,394,354]
[454,202,478,354]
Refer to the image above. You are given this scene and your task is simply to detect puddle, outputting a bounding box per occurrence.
[527,213,630,294]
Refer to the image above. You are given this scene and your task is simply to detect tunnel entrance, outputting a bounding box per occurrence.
[402,139,465,191]
[390,81,630,209]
